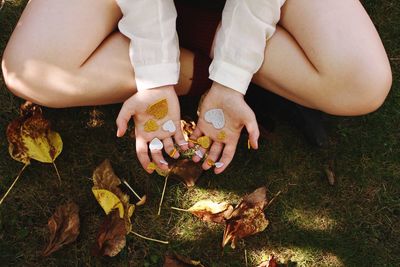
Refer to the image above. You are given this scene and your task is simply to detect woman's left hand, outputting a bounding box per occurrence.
[190,82,260,174]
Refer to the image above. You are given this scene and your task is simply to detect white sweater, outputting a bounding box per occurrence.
[116,0,286,95]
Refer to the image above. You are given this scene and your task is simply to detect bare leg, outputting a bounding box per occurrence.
[2,0,194,108]
[252,0,392,115]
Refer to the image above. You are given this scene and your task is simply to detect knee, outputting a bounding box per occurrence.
[319,60,392,116]
[2,48,62,108]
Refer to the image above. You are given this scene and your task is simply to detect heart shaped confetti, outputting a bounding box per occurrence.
[215,162,224,168]
[197,136,211,149]
[146,99,168,119]
[204,109,225,129]
[162,120,176,133]
[195,149,204,158]
[144,119,159,132]
[149,138,163,151]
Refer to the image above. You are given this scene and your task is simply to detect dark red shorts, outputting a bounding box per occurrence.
[174,0,226,95]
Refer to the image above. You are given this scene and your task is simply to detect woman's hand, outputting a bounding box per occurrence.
[190,82,260,174]
[116,86,188,173]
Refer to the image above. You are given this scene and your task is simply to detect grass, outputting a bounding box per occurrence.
[0,0,399,266]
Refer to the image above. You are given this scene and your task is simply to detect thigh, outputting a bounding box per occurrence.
[5,0,122,69]
[278,0,390,76]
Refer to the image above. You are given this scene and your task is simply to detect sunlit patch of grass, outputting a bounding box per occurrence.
[284,209,337,231]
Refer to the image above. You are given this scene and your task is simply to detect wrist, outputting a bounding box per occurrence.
[210,82,244,99]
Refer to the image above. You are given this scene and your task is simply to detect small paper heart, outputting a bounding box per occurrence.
[215,162,224,168]
[162,120,176,133]
[204,109,225,129]
[149,138,163,151]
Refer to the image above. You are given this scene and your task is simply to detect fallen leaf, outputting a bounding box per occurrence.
[93,210,127,257]
[188,200,233,224]
[42,202,80,256]
[222,187,269,248]
[2,102,62,206]
[7,101,62,164]
[92,160,135,232]
[164,254,205,267]
[169,159,203,187]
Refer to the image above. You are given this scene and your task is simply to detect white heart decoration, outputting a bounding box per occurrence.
[215,162,224,168]
[149,138,163,151]
[162,120,176,133]
[204,109,225,129]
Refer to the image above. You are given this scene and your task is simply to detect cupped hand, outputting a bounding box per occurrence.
[116,86,188,173]
[190,82,260,174]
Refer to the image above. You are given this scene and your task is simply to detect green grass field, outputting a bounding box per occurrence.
[0,1,399,266]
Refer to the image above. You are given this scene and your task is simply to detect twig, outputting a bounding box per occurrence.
[265,190,282,210]
[158,174,169,215]
[170,206,188,212]
[52,162,61,185]
[245,249,248,267]
[121,179,142,201]
[0,163,29,206]
[130,230,169,244]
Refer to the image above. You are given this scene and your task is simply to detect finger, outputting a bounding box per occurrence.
[173,122,189,151]
[214,142,237,174]
[150,148,169,170]
[202,142,224,170]
[136,137,152,174]
[163,137,180,159]
[188,126,203,148]
[244,109,260,149]
[116,99,136,137]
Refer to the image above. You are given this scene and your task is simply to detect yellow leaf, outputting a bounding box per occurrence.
[92,188,124,218]
[22,131,62,163]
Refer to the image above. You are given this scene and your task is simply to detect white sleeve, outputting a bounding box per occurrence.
[116,0,180,91]
[209,0,286,94]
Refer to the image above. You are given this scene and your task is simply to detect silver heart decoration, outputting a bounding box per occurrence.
[162,120,176,133]
[149,138,163,151]
[204,109,225,129]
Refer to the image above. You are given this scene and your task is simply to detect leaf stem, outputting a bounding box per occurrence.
[52,161,61,185]
[170,207,188,212]
[0,163,29,206]
[130,230,169,244]
[121,179,142,201]
[158,174,169,216]
[265,190,282,210]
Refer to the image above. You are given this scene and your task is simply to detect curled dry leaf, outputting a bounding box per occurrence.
[93,210,127,257]
[164,254,205,267]
[188,200,233,224]
[222,187,269,248]
[42,202,80,257]
[7,101,62,164]
[170,159,203,187]
[92,160,135,232]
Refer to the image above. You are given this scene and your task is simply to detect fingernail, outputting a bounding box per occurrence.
[195,149,204,158]
[178,142,188,146]
[215,162,224,168]
[116,129,121,137]
[159,159,168,165]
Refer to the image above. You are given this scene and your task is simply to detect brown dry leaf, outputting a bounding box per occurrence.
[42,202,80,256]
[170,159,203,187]
[92,160,135,232]
[164,254,205,267]
[222,187,269,248]
[93,210,127,257]
[188,200,233,224]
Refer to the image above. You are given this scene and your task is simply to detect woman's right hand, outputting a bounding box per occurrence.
[116,86,188,173]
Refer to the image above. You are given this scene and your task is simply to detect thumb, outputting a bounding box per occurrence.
[116,98,136,137]
[243,106,259,149]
